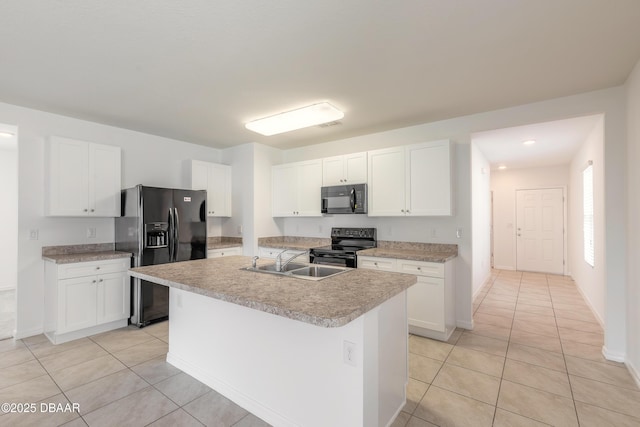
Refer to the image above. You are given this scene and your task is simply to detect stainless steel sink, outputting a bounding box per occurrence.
[289,265,350,279]
[253,262,308,273]
[243,263,351,281]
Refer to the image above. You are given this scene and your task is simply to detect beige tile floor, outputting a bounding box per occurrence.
[394,270,640,427]
[1,270,639,426]
[0,321,270,426]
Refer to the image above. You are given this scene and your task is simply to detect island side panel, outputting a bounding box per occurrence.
[167,287,367,427]
[364,290,408,426]
[166,287,408,427]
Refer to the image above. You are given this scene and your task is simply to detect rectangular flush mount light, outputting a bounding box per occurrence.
[245,102,344,136]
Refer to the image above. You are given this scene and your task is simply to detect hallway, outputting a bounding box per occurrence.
[396,270,640,426]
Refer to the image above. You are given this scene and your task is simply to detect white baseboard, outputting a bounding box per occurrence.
[493,265,515,271]
[626,359,640,389]
[456,319,474,330]
[602,346,625,363]
[14,326,44,340]
[571,278,605,329]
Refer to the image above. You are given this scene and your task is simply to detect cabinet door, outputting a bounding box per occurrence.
[89,143,121,216]
[407,141,452,216]
[407,276,445,332]
[296,160,322,216]
[96,272,129,324]
[367,147,405,216]
[47,136,90,216]
[272,164,299,216]
[209,163,232,217]
[322,156,345,186]
[344,152,367,184]
[191,160,209,192]
[58,277,97,333]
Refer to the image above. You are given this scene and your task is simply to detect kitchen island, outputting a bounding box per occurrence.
[129,256,416,427]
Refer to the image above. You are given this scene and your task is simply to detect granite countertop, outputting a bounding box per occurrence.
[358,241,458,263]
[42,243,132,264]
[129,256,416,328]
[208,236,243,250]
[258,236,331,251]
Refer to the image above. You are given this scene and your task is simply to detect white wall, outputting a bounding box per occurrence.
[0,101,221,338]
[626,58,640,381]
[569,118,606,326]
[491,165,570,271]
[0,124,18,291]
[470,143,491,298]
[279,87,626,337]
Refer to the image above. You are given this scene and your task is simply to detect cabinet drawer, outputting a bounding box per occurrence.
[398,259,444,278]
[208,247,243,258]
[58,258,130,279]
[358,256,397,271]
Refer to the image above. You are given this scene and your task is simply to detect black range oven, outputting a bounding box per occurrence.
[309,227,376,268]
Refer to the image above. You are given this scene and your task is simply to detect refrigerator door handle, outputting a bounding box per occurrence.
[168,208,175,262]
[174,207,180,262]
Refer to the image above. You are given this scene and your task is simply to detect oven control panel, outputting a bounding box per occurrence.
[331,227,376,239]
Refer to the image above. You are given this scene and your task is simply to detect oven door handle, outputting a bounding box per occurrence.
[312,254,354,260]
[349,188,356,212]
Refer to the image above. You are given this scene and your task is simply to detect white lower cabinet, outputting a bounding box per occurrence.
[207,247,243,258]
[358,255,455,341]
[45,258,130,344]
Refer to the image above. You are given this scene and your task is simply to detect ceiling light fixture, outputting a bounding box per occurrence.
[522,139,536,145]
[498,165,507,170]
[245,102,344,136]
[0,131,15,138]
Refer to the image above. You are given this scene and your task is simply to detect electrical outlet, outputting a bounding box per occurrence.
[343,341,357,367]
[237,225,243,235]
[28,229,39,240]
[87,227,97,238]
[456,228,463,238]
[430,228,437,238]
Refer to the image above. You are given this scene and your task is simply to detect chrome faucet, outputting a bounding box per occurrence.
[252,256,259,268]
[275,249,309,272]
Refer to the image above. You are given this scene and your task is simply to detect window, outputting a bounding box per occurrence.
[583,161,594,267]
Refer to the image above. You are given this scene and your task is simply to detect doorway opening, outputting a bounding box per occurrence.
[0,124,18,340]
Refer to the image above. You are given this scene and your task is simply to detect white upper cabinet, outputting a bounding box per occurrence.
[187,160,232,217]
[367,147,406,216]
[368,140,452,216]
[46,136,121,217]
[272,160,322,217]
[406,141,452,216]
[322,152,367,186]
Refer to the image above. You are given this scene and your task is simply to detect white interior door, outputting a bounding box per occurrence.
[516,188,564,274]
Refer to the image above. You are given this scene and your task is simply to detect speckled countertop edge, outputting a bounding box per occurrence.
[42,243,132,264]
[129,256,416,328]
[43,251,132,264]
[357,241,458,263]
[357,248,457,262]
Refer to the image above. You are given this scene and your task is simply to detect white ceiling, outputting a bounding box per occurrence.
[472,115,602,170]
[1,1,640,150]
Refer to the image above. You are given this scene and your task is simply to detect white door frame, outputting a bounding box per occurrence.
[513,186,568,276]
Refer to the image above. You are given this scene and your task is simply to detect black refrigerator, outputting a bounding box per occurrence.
[115,185,207,327]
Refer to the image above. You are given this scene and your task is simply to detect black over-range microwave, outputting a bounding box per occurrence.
[321,183,368,214]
